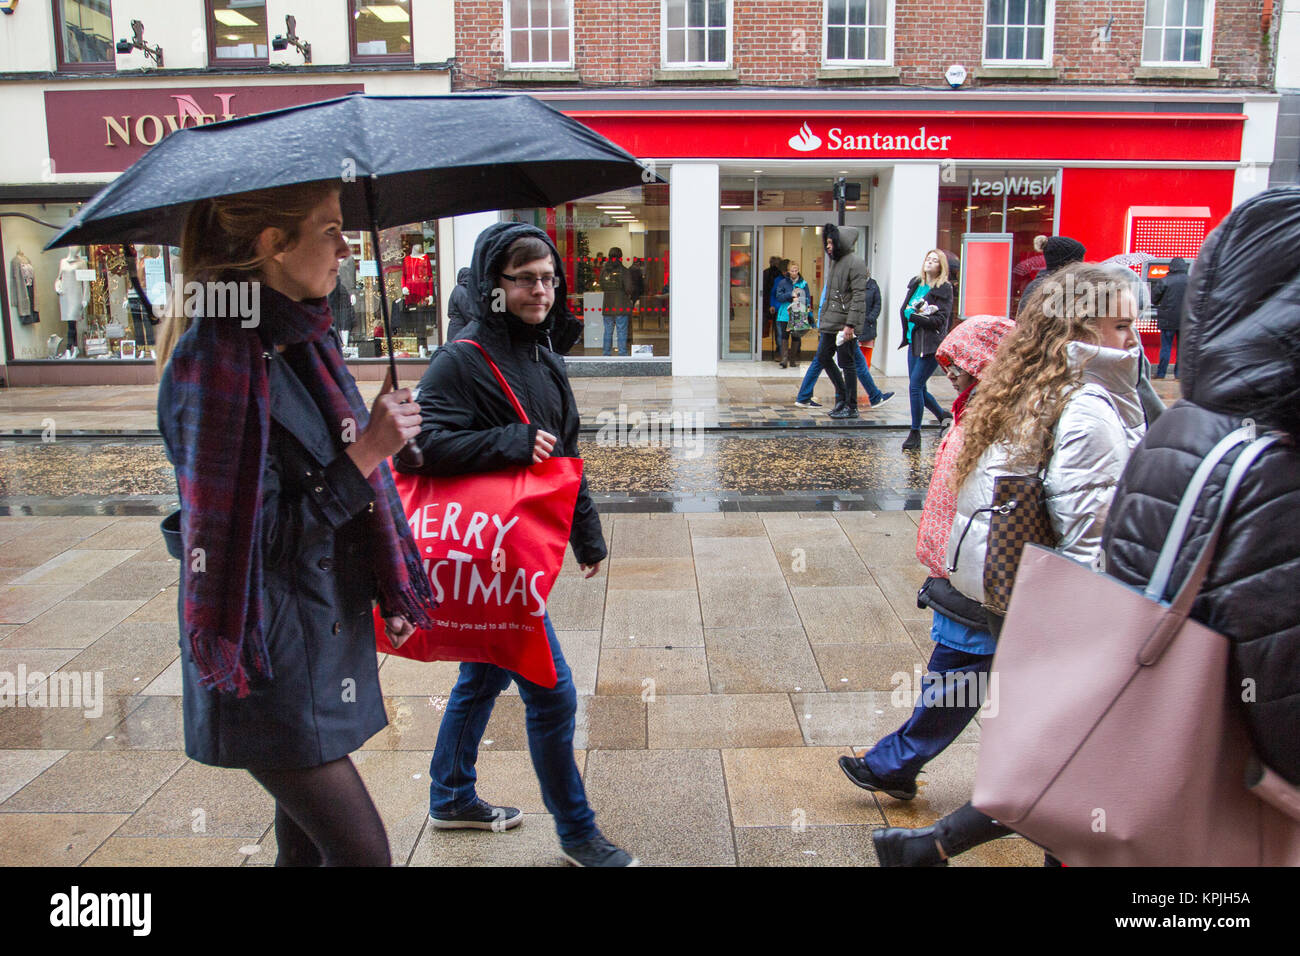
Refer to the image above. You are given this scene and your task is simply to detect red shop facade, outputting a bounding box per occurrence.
[541,90,1256,377]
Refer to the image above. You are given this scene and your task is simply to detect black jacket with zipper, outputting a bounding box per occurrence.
[401,223,606,566]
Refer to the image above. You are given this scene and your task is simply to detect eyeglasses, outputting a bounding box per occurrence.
[500,272,560,289]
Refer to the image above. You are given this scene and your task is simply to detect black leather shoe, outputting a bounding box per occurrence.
[828,401,847,416]
[873,826,949,867]
[829,404,858,420]
[838,755,916,799]
[901,429,922,451]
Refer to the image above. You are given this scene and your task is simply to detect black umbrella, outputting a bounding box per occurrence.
[46,91,661,465]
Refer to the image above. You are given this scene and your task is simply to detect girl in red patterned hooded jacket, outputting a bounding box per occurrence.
[838,315,1015,804]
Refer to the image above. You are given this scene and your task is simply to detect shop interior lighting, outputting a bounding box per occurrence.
[214,9,258,27]
[720,204,742,209]
[596,204,626,209]
[364,4,411,22]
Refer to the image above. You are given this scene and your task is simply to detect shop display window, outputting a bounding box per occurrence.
[2,204,441,364]
[936,167,1059,315]
[506,181,670,358]
[2,202,182,362]
[338,222,440,360]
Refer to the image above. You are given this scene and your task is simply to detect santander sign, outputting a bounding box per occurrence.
[788,123,953,154]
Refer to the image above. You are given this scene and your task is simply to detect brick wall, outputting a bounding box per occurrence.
[452,0,1281,90]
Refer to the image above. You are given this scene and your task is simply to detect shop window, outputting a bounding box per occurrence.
[505,0,572,68]
[1142,0,1213,66]
[3,202,184,361]
[206,1,270,65]
[349,0,414,62]
[506,181,671,358]
[934,168,1060,316]
[54,0,115,73]
[662,0,730,67]
[824,0,892,65]
[339,224,439,360]
[983,0,1053,65]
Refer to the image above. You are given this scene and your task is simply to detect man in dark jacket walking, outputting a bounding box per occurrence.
[818,224,868,419]
[402,222,635,867]
[1103,187,1300,788]
[1151,256,1189,378]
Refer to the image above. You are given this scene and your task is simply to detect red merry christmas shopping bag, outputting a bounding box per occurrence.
[374,341,582,688]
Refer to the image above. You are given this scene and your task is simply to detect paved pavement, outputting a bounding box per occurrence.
[0,511,1046,867]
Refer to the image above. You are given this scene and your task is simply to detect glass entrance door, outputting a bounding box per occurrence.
[721,226,756,359]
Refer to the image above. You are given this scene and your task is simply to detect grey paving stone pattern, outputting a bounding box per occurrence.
[0,512,1046,867]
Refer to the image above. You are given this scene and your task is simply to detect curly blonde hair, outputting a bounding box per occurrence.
[952,262,1138,490]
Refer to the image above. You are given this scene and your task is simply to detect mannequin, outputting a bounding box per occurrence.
[9,248,38,325]
[55,247,90,348]
[402,243,432,302]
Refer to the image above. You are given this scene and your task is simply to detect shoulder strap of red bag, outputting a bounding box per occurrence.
[453,338,530,425]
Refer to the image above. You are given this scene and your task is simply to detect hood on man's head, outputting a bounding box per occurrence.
[468,222,572,330]
[1167,257,1190,274]
[456,267,471,285]
[822,223,859,260]
[1180,186,1300,435]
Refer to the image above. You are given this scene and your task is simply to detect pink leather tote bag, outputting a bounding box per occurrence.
[972,426,1300,866]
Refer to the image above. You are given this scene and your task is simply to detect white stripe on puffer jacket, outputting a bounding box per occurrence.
[946,341,1148,608]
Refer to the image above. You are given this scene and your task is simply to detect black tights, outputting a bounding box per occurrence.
[250,756,391,867]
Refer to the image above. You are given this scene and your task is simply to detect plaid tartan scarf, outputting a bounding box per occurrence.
[169,285,436,697]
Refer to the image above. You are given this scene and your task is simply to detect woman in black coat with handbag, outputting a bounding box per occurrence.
[899,250,954,450]
[156,182,435,866]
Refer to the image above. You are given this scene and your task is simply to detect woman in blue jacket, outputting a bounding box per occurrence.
[772,260,811,368]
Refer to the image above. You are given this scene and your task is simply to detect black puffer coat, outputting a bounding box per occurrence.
[402,223,607,566]
[1102,187,1300,784]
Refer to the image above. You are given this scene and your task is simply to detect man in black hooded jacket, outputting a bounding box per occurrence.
[401,222,635,867]
[1151,256,1189,378]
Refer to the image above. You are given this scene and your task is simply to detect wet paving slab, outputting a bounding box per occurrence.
[0,431,937,516]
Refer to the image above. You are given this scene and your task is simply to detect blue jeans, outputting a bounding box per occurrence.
[864,639,993,781]
[1156,329,1177,378]
[602,312,629,355]
[428,614,598,848]
[797,344,882,404]
[907,350,946,430]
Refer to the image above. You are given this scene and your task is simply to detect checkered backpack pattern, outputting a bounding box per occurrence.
[982,474,1057,613]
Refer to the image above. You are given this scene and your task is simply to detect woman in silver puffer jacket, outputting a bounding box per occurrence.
[873,262,1153,866]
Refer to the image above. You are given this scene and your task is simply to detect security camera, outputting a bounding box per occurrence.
[946,64,968,90]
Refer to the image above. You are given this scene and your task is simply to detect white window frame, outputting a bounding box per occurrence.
[981,0,1055,67]
[504,0,575,69]
[660,0,733,69]
[822,0,895,67]
[1140,0,1214,67]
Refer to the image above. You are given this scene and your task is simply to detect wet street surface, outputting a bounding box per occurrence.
[0,430,936,515]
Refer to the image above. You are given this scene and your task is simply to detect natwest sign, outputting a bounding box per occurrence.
[45,85,362,174]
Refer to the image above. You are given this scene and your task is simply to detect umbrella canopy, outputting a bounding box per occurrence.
[1104,251,1155,273]
[46,92,660,249]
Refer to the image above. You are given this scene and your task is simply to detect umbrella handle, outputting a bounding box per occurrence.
[364,178,424,471]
